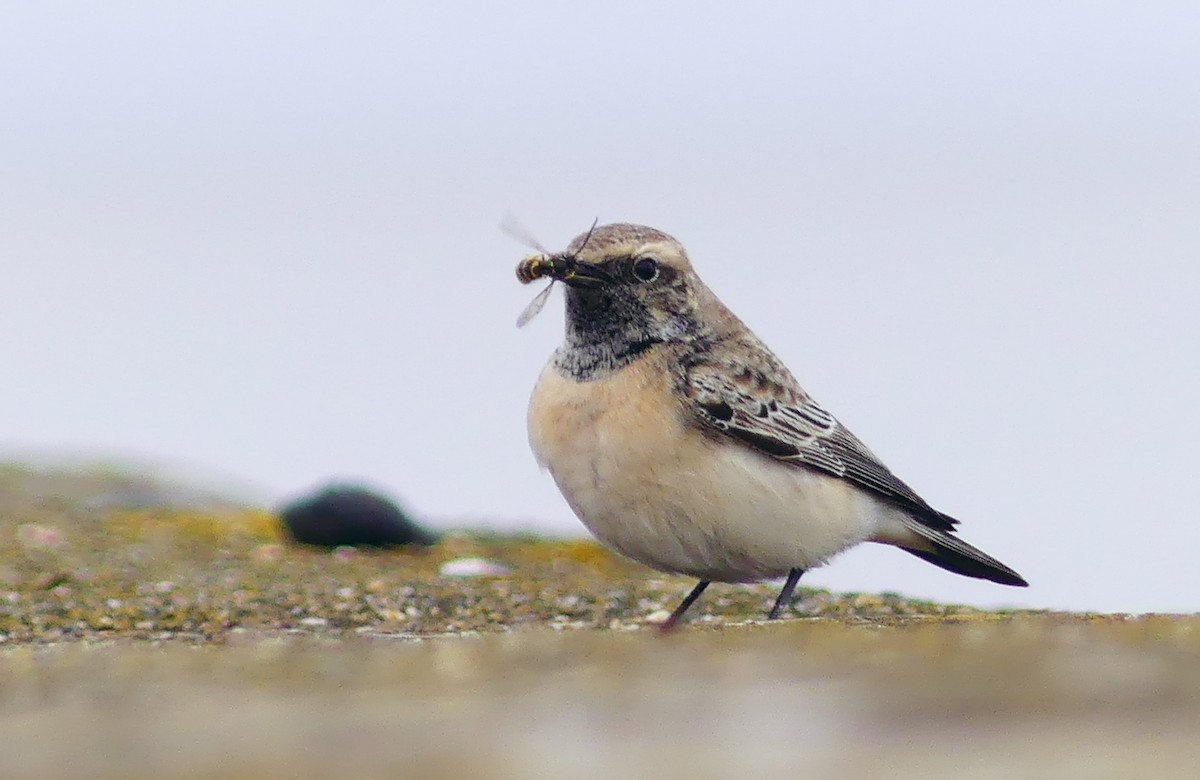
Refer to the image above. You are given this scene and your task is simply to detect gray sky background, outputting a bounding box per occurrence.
[3,3,1197,613]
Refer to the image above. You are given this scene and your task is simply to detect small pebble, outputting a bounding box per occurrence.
[644,609,672,625]
[253,543,284,562]
[299,617,328,628]
[439,557,512,577]
[16,524,64,550]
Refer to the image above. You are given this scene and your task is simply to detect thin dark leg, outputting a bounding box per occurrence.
[659,580,710,632]
[767,568,805,620]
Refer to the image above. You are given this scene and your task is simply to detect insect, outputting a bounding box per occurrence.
[503,216,556,327]
[515,253,553,284]
[503,216,599,328]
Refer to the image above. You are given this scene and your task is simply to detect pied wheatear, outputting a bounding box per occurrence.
[520,223,1026,630]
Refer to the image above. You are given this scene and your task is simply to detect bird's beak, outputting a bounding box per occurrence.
[546,255,611,287]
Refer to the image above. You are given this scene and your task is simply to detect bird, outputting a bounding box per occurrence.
[520,222,1027,630]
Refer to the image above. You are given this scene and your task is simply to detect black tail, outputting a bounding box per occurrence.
[901,519,1028,587]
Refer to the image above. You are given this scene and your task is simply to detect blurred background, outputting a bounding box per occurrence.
[1,2,1196,613]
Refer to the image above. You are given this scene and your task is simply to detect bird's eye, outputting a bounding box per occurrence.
[632,257,660,282]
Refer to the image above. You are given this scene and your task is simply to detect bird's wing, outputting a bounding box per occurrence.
[683,349,957,533]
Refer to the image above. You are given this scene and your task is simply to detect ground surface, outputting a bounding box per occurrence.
[1,464,1195,778]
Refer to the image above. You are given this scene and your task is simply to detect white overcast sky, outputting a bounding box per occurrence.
[2,3,1197,613]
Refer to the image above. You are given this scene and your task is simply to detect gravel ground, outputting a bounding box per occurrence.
[0,462,1028,644]
[3,615,1198,779]
[3,464,1197,779]
[0,504,1004,644]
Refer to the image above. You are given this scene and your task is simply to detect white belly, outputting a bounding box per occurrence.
[527,356,888,582]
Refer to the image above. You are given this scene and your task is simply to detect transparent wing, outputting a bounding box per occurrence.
[516,281,555,327]
[500,213,548,254]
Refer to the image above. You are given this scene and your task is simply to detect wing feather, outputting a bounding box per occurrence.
[684,352,957,533]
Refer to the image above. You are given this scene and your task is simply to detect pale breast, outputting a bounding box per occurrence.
[527,350,884,581]
[528,350,686,505]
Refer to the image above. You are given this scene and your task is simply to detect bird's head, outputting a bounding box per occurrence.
[536,223,702,349]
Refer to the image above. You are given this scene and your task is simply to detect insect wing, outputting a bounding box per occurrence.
[516,281,555,327]
[500,213,548,254]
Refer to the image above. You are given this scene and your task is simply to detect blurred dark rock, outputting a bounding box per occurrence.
[278,485,438,549]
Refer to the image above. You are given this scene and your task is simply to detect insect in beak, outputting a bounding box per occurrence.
[506,216,602,327]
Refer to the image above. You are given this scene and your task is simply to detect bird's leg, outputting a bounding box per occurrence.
[767,568,805,620]
[658,580,711,632]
